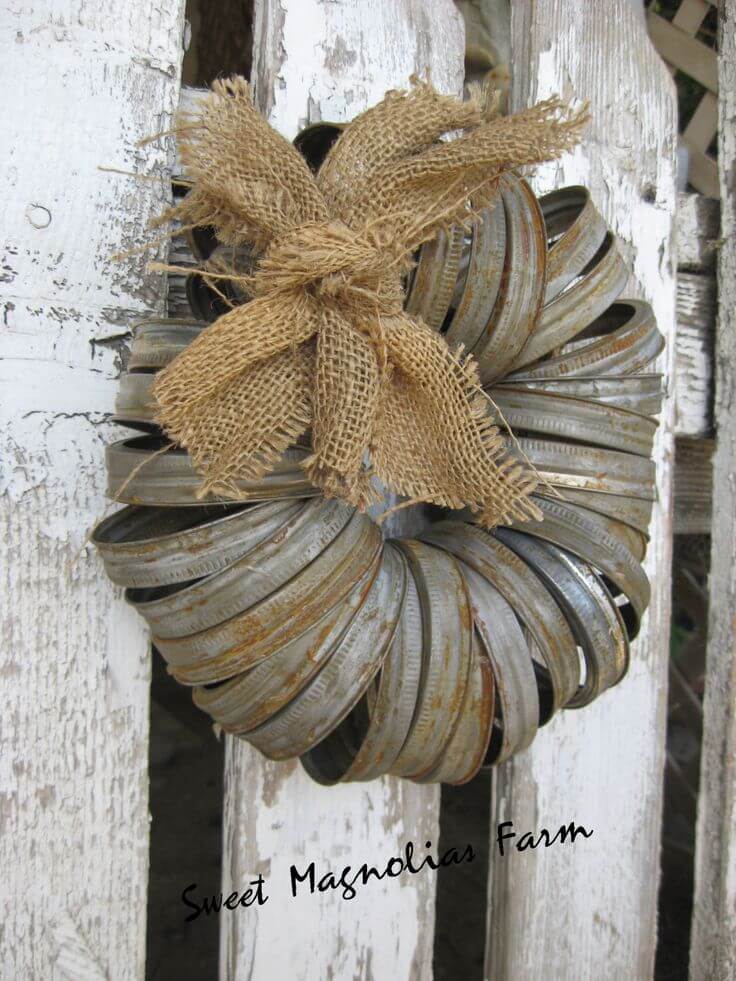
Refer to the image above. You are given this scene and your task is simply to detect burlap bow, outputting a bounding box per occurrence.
[153,77,586,526]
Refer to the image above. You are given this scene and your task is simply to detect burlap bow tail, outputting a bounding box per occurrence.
[153,77,587,526]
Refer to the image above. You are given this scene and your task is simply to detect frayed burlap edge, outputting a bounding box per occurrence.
[150,76,588,528]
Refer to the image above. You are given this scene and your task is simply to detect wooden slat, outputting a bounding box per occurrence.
[0,2,186,977]
[219,3,464,979]
[485,4,677,978]
[684,90,718,153]
[673,0,711,36]
[690,0,736,976]
[647,10,718,92]
[676,271,716,436]
[673,193,719,437]
[676,191,719,272]
[674,436,713,534]
[687,144,720,199]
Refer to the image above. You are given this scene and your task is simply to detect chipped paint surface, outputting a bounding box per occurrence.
[221,3,465,978]
[486,4,677,979]
[222,753,441,981]
[674,272,715,437]
[252,0,465,139]
[0,2,185,976]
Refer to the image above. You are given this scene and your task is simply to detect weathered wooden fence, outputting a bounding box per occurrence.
[1,3,187,977]
[3,0,735,978]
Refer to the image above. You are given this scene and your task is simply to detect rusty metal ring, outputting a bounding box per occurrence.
[507,299,663,380]
[405,224,466,330]
[458,564,539,765]
[490,386,657,458]
[472,175,548,385]
[495,529,629,706]
[506,495,651,638]
[92,499,301,588]
[444,195,506,351]
[500,374,663,417]
[127,499,353,638]
[249,543,406,761]
[157,511,382,684]
[540,185,608,301]
[193,560,377,737]
[127,318,204,371]
[421,521,581,719]
[511,231,629,372]
[298,557,425,783]
[106,436,319,506]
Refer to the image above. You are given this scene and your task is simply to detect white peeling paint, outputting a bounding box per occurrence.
[0,2,186,977]
[254,0,465,139]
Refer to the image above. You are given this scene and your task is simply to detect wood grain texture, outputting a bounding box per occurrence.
[675,271,715,436]
[676,192,719,275]
[0,3,185,977]
[485,4,677,979]
[673,193,718,437]
[674,436,713,535]
[689,0,736,976]
[220,3,464,979]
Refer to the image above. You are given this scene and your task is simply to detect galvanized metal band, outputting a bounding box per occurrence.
[91,499,302,588]
[301,553,425,784]
[507,299,663,381]
[405,224,465,330]
[511,233,629,372]
[490,387,657,458]
[421,522,580,718]
[444,196,506,351]
[560,547,631,696]
[247,542,406,761]
[472,176,548,385]
[193,558,379,736]
[114,370,158,427]
[511,437,656,500]
[159,512,382,684]
[128,499,353,638]
[128,319,204,370]
[530,494,648,562]
[495,529,629,706]
[414,629,493,785]
[540,185,608,301]
[389,539,473,779]
[457,563,539,765]
[534,489,653,539]
[506,495,651,638]
[497,374,663,417]
[106,436,319,506]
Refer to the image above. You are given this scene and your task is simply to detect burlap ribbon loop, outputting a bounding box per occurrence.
[152,76,588,526]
